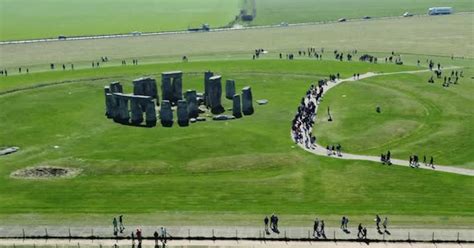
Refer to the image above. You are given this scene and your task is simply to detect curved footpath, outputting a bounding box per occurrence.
[292,68,474,176]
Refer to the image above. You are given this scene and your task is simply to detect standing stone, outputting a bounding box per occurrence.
[177,100,189,127]
[109,82,123,93]
[172,75,183,104]
[160,100,173,127]
[225,79,236,100]
[185,90,199,118]
[242,86,254,115]
[161,76,173,104]
[204,71,214,106]
[105,93,115,119]
[134,77,159,107]
[133,78,145,96]
[104,86,111,117]
[232,94,242,118]
[162,71,182,105]
[130,96,144,125]
[114,93,130,123]
[208,75,225,114]
[145,99,157,127]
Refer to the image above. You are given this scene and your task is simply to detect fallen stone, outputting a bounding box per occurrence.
[0,147,19,156]
[256,99,268,105]
[213,115,236,121]
[196,117,207,122]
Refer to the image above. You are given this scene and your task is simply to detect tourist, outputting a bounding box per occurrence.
[383,217,388,231]
[112,217,118,235]
[119,215,125,233]
[340,216,346,230]
[320,220,326,239]
[357,223,363,238]
[264,216,269,233]
[313,218,319,237]
[375,215,381,230]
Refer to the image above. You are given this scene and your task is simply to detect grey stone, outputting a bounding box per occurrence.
[225,79,236,100]
[172,76,183,104]
[133,77,158,101]
[196,117,207,122]
[242,86,254,115]
[185,90,199,118]
[177,100,189,127]
[0,147,19,156]
[105,89,115,119]
[161,77,173,104]
[213,115,236,121]
[109,82,123,93]
[232,94,242,118]
[256,99,268,105]
[160,100,173,127]
[162,71,182,105]
[113,93,130,123]
[208,75,225,114]
[145,99,157,127]
[104,86,111,117]
[204,71,214,106]
[130,97,144,125]
[190,118,197,123]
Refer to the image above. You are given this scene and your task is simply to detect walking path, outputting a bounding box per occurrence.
[0,225,472,242]
[0,239,472,248]
[292,68,474,176]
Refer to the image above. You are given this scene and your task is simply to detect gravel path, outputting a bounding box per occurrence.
[0,225,472,242]
[292,68,474,176]
[0,239,472,248]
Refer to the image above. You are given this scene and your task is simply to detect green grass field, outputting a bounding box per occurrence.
[251,0,474,25]
[0,59,473,227]
[1,13,472,71]
[0,0,239,41]
[1,0,473,41]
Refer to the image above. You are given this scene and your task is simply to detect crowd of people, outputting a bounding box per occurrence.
[291,82,325,149]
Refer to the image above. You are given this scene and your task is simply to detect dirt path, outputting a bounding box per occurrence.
[292,68,474,176]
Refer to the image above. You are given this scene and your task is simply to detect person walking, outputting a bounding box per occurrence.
[320,220,326,239]
[357,223,363,239]
[112,217,118,236]
[375,215,381,230]
[383,217,388,231]
[264,216,269,234]
[119,215,125,233]
[313,218,320,238]
[340,216,346,230]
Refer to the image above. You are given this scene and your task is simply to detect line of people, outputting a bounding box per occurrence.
[410,154,435,169]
